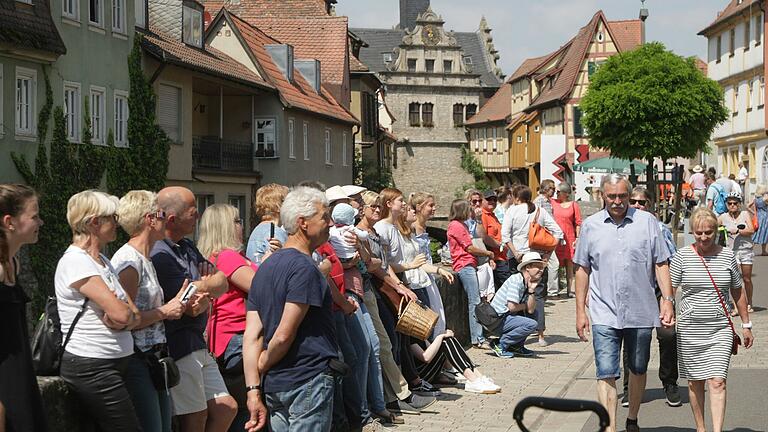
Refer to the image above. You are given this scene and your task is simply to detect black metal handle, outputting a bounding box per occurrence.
[513,396,610,432]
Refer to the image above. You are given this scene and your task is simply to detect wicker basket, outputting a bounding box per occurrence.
[395,297,438,341]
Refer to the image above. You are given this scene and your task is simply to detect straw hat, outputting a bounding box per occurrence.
[517,252,545,272]
[692,165,704,173]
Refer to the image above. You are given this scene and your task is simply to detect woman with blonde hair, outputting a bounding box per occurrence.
[199,204,261,431]
[55,190,142,431]
[717,192,755,313]
[112,190,186,432]
[246,183,289,265]
[671,207,754,432]
[0,184,46,432]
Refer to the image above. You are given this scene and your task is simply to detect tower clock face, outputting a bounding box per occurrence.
[422,25,440,45]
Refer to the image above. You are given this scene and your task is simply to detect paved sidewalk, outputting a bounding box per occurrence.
[393,247,768,432]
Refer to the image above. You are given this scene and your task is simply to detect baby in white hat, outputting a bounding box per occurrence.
[329,203,369,260]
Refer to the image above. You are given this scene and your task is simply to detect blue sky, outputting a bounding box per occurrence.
[337,0,731,75]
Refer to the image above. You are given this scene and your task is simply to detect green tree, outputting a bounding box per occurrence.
[460,145,489,193]
[580,42,728,162]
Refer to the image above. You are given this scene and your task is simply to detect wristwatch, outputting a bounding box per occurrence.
[662,295,675,304]
[742,322,753,329]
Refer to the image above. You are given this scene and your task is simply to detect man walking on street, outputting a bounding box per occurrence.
[244,187,340,431]
[574,174,676,432]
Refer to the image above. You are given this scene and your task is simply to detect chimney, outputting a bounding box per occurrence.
[265,44,294,81]
[639,0,649,44]
[399,0,430,31]
[295,59,322,93]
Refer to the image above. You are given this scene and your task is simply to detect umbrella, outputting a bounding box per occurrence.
[572,157,648,175]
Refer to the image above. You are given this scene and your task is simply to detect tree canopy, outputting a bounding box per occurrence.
[580,42,728,161]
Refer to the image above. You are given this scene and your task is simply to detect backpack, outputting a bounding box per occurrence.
[711,182,727,215]
[31,296,88,376]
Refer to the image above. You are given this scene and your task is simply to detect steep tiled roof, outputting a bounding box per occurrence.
[607,19,642,52]
[351,27,503,88]
[350,49,369,72]
[506,111,536,131]
[246,16,349,88]
[0,0,65,55]
[465,83,511,125]
[201,0,329,18]
[225,12,357,124]
[506,50,563,84]
[699,0,760,36]
[141,27,272,90]
[527,11,640,111]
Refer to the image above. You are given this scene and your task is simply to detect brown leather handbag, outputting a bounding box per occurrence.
[528,208,558,251]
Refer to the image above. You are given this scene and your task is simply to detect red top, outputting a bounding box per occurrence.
[315,242,345,311]
[206,249,257,358]
[447,220,477,272]
[481,209,506,262]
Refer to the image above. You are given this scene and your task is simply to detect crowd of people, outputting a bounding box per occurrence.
[0,167,762,432]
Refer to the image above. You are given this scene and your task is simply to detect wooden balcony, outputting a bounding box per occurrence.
[192,136,257,173]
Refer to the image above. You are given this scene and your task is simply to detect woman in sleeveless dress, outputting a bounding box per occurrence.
[748,185,768,255]
[551,182,581,297]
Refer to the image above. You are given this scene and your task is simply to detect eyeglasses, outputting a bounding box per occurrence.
[726,201,740,206]
[605,193,629,200]
[150,210,166,220]
[471,199,482,205]
[629,199,647,206]
[234,218,243,225]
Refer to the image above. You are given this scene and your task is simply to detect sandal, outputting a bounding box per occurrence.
[748,305,755,313]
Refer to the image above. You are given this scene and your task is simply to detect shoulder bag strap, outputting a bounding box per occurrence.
[61,298,89,353]
[531,207,540,228]
[690,245,738,339]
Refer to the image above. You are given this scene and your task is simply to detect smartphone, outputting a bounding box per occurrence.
[737,224,746,230]
[270,222,275,239]
[180,283,198,305]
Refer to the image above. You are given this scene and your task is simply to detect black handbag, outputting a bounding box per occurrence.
[475,300,506,333]
[31,296,88,376]
[137,346,180,391]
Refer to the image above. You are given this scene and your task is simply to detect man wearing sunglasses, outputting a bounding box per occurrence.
[574,174,676,432]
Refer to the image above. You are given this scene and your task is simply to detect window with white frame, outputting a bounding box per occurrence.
[112,0,125,33]
[747,80,754,110]
[114,92,128,146]
[15,68,36,136]
[342,132,348,166]
[63,82,81,142]
[255,118,276,158]
[481,128,487,151]
[733,86,739,116]
[492,127,498,151]
[90,87,105,143]
[288,118,295,159]
[760,76,765,107]
[324,129,332,164]
[89,0,103,26]
[158,83,181,142]
[63,0,79,20]
[135,0,146,28]
[182,5,203,47]
[303,122,309,160]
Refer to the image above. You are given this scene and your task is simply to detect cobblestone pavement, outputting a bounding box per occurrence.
[393,247,768,432]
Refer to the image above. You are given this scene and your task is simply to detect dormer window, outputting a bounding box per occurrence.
[183,3,203,48]
[382,52,393,63]
[463,56,473,65]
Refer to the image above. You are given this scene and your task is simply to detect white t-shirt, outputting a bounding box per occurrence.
[501,204,564,254]
[329,225,369,259]
[374,220,403,269]
[111,244,166,352]
[55,245,133,359]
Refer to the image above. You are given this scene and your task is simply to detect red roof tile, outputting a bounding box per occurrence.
[246,16,349,89]
[607,19,642,52]
[695,57,708,75]
[141,26,272,90]
[699,0,760,35]
[506,51,560,84]
[224,12,356,124]
[201,0,329,18]
[466,83,511,125]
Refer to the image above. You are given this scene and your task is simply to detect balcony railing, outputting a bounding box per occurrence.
[192,136,256,173]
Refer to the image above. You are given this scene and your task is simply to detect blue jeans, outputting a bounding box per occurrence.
[498,314,538,350]
[457,266,484,344]
[348,292,387,414]
[265,371,335,432]
[124,354,171,432]
[334,309,371,427]
[592,325,653,380]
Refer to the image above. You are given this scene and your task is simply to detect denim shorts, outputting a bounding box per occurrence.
[592,325,653,380]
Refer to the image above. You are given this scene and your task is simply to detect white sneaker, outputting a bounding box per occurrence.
[538,338,549,347]
[465,378,499,394]
[480,376,501,393]
[454,374,467,383]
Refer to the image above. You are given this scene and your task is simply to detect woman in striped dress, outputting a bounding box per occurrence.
[670,207,754,432]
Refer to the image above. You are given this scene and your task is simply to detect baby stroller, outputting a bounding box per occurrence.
[514,396,610,432]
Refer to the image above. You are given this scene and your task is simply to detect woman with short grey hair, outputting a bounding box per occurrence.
[280,186,329,235]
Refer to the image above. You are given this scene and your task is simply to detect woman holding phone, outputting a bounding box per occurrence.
[246,184,288,264]
[717,192,755,313]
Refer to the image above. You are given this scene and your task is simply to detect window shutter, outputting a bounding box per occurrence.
[573,106,583,137]
[158,85,180,142]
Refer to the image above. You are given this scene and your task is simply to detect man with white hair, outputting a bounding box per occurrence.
[573,174,676,432]
[243,186,340,431]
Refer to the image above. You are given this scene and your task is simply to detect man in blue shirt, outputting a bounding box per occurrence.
[151,186,234,432]
[574,174,676,432]
[242,186,339,432]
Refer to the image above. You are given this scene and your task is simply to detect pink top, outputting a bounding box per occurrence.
[689,172,706,190]
[447,220,477,272]
[206,249,257,358]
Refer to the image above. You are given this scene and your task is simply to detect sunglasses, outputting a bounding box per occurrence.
[726,201,740,206]
[629,199,647,206]
[471,199,482,204]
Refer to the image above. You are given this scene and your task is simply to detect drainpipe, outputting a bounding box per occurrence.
[761,0,767,137]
